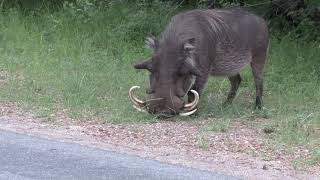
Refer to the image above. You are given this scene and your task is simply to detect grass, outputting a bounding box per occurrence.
[0,1,319,164]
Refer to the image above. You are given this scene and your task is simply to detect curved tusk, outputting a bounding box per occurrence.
[179,108,197,116]
[132,105,147,113]
[129,86,146,108]
[183,90,199,111]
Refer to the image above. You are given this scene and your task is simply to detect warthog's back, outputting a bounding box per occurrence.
[209,9,269,76]
[160,8,269,76]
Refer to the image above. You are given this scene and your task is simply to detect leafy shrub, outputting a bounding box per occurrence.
[114,0,177,41]
[266,0,320,41]
[0,0,74,10]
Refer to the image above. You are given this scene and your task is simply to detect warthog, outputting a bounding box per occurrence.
[129,8,269,117]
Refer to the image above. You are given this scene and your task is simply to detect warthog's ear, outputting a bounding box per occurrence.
[134,59,152,71]
[145,35,159,50]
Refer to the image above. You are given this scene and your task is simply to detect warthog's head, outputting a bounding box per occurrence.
[129,35,201,117]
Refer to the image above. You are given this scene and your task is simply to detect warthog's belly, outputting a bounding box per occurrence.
[210,43,252,76]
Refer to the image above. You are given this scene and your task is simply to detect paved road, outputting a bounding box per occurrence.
[0,130,240,180]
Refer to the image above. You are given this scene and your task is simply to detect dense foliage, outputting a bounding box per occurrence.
[1,0,319,40]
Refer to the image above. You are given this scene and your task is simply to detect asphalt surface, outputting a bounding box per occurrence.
[0,130,240,180]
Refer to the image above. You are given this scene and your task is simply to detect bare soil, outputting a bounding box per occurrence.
[0,102,319,180]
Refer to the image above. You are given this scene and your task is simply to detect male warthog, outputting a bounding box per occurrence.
[129,8,269,117]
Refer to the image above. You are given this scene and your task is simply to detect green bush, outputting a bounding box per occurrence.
[0,0,73,10]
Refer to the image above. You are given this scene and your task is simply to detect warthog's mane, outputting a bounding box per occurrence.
[159,8,243,48]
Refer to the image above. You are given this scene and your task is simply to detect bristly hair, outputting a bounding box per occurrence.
[159,9,236,48]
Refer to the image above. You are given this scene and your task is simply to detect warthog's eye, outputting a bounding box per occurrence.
[178,61,201,77]
[148,72,157,94]
[178,62,193,76]
[146,88,155,94]
[134,59,153,72]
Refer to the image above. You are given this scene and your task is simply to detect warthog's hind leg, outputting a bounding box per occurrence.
[251,58,265,109]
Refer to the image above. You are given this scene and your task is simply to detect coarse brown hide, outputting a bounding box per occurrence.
[130,8,269,117]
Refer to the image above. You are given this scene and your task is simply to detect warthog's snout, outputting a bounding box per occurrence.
[129,86,199,117]
[146,95,184,115]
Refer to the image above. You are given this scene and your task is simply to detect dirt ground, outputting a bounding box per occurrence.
[0,102,319,180]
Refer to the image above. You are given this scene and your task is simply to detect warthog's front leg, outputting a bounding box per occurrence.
[188,74,209,103]
[224,73,242,106]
